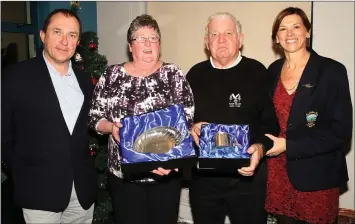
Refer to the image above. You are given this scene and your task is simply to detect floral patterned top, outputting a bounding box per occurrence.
[89,62,195,180]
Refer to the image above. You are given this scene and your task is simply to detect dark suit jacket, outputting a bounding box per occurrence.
[269,49,352,192]
[1,53,97,212]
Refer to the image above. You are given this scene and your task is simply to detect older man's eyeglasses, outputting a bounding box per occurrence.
[133,36,160,43]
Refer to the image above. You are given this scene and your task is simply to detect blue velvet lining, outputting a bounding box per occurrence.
[119,104,195,164]
[199,124,250,159]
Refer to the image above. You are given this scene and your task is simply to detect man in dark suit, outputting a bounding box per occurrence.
[1,9,97,223]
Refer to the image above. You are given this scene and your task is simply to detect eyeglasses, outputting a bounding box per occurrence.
[133,36,160,43]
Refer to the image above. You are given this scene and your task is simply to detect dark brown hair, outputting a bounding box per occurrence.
[42,9,82,37]
[127,14,161,44]
[271,7,311,44]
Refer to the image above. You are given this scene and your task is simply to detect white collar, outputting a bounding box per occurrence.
[210,51,242,69]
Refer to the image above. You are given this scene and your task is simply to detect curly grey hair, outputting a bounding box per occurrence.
[205,12,242,36]
[127,14,161,44]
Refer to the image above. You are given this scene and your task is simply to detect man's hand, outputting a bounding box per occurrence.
[238,144,264,176]
[191,122,209,146]
[111,122,122,143]
[264,134,286,157]
[151,167,179,176]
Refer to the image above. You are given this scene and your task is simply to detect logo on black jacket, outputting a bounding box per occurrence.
[229,93,241,108]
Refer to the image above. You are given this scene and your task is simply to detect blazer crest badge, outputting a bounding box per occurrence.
[306,111,318,128]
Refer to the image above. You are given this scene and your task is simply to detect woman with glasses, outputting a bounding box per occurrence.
[88,14,194,224]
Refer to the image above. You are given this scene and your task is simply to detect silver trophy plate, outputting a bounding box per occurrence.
[133,126,183,154]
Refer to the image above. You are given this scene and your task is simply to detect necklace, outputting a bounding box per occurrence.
[284,81,299,91]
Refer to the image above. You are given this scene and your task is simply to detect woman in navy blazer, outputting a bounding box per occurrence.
[264,7,352,224]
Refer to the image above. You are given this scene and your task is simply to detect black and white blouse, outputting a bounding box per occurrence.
[89,62,195,179]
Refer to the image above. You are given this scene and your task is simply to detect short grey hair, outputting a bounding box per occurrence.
[127,14,161,44]
[205,12,242,36]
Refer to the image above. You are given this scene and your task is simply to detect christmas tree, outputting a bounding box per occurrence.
[74,32,108,80]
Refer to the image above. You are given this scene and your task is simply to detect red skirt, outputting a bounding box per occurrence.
[265,153,339,224]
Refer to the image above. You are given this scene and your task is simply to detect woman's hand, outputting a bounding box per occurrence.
[264,134,286,156]
[111,122,122,143]
[191,122,209,146]
[151,167,178,176]
[96,119,122,142]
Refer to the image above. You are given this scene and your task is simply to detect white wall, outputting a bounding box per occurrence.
[147,2,311,73]
[97,2,311,72]
[97,2,146,65]
[313,2,355,210]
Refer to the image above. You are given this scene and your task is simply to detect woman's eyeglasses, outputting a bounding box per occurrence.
[133,36,160,43]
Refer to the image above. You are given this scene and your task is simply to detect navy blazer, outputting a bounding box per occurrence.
[1,54,97,212]
[269,49,352,192]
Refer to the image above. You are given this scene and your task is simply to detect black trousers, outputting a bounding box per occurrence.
[189,173,267,224]
[108,172,182,224]
[276,215,310,224]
